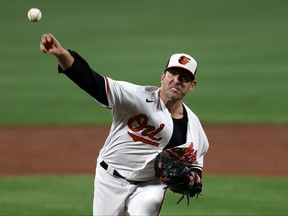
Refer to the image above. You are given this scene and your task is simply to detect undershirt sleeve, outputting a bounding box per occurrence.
[57,50,109,106]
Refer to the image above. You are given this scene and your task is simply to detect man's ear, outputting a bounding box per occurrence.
[189,80,197,91]
[160,72,166,83]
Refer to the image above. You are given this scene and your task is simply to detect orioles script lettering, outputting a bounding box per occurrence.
[127,114,164,147]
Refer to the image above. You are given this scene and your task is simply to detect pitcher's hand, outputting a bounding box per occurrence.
[40,33,65,56]
[40,33,74,70]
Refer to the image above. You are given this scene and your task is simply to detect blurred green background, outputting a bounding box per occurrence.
[1,0,288,125]
[0,0,288,215]
[0,175,287,216]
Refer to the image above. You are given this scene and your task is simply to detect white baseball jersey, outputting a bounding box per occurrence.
[96,77,209,182]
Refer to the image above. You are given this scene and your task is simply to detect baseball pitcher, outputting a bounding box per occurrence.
[40,33,209,216]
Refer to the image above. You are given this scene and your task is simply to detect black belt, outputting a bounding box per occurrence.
[100,161,124,179]
[100,161,143,185]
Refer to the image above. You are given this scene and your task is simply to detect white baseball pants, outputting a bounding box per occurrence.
[93,163,166,216]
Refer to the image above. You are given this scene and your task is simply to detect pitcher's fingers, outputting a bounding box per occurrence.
[40,39,50,53]
[41,33,53,44]
[41,34,48,42]
[46,33,55,43]
[40,43,48,53]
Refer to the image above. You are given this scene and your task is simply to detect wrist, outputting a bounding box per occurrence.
[56,49,74,70]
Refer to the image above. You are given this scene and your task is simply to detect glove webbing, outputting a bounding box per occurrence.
[176,190,201,206]
[163,185,201,206]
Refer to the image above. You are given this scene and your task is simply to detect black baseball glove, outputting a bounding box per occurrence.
[154,153,202,205]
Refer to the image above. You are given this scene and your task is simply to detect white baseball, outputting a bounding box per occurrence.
[27,8,42,22]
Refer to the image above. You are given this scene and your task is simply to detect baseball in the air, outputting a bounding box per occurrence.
[27,8,42,22]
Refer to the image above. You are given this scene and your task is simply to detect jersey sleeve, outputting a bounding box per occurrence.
[191,120,209,171]
[58,50,109,106]
[103,77,138,114]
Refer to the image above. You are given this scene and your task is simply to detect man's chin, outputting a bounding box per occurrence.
[167,96,181,102]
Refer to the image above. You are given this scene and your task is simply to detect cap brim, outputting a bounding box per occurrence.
[165,66,195,79]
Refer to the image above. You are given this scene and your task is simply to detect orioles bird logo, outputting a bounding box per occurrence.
[178,56,190,65]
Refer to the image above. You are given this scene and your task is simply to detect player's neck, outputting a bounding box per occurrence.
[166,100,183,119]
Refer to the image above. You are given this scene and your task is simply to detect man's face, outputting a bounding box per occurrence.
[160,68,197,102]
